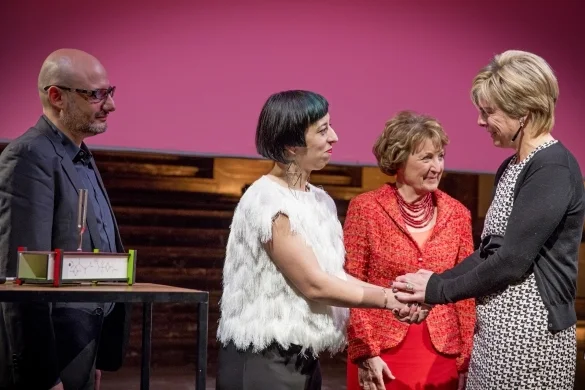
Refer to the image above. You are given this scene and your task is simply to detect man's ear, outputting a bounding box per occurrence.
[46,86,67,110]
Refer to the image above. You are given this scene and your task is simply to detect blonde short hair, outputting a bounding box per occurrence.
[471,50,559,136]
[373,111,449,176]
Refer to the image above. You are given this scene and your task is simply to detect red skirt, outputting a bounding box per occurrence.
[347,322,458,390]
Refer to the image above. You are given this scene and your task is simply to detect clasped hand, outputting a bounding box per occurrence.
[390,269,434,323]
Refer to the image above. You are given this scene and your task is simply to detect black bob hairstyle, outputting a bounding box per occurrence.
[255,90,329,164]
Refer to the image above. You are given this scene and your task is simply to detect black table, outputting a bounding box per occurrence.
[0,282,209,390]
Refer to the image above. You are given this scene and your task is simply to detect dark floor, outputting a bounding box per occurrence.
[101,352,585,390]
[102,355,347,390]
[103,353,585,390]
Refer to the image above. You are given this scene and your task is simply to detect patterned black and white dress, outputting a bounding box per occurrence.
[466,140,576,389]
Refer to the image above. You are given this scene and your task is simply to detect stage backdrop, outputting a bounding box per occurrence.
[1,0,583,174]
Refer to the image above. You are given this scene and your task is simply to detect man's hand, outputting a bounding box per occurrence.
[50,382,64,390]
[357,356,394,390]
[95,369,102,390]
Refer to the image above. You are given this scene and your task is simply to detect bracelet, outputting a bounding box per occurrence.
[381,288,388,309]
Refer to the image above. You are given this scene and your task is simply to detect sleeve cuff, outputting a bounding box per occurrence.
[347,342,380,363]
[425,273,445,304]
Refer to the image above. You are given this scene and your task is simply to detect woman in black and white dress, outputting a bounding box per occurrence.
[392,50,585,389]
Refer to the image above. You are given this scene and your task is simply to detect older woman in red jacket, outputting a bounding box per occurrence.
[344,111,476,390]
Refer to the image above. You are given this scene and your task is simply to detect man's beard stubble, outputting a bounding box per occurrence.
[60,100,107,137]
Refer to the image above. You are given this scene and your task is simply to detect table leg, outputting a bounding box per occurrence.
[196,301,208,389]
[140,302,153,390]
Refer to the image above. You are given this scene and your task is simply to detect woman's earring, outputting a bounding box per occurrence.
[519,117,525,128]
[285,160,303,199]
[512,117,526,142]
[286,160,302,187]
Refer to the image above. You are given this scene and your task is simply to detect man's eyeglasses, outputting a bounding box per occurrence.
[43,85,116,102]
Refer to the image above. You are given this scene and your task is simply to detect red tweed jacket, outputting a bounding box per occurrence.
[344,184,476,372]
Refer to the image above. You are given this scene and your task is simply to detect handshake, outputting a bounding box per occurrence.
[387,269,434,324]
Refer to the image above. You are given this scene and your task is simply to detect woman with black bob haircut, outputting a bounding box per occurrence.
[216,90,428,390]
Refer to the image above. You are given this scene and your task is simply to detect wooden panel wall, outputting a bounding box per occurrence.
[94,151,482,369]
[96,152,364,367]
[1,144,584,381]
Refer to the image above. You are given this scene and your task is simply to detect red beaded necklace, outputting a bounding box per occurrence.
[394,186,435,228]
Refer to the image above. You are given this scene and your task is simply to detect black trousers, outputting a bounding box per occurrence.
[216,341,322,390]
[1,304,104,390]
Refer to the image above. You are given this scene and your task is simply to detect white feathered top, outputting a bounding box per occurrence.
[217,175,349,355]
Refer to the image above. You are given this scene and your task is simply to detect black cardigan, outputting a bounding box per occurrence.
[425,142,585,333]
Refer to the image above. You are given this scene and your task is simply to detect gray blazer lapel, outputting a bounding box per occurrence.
[58,157,102,250]
[39,120,103,251]
[90,161,124,252]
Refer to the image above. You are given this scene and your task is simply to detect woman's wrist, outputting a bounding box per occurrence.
[381,287,389,309]
[356,355,379,368]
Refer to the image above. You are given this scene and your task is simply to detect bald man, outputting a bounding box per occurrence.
[0,49,130,390]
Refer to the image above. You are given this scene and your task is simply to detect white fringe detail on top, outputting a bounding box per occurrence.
[217,175,349,356]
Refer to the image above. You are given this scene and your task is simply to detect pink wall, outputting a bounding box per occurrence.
[1,0,583,174]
